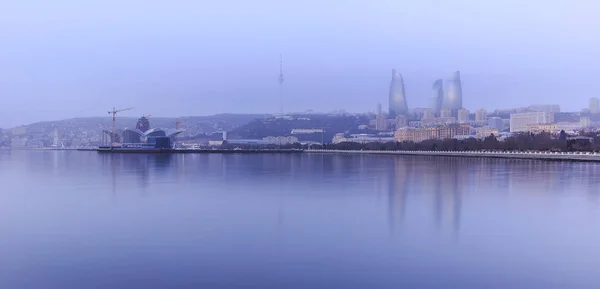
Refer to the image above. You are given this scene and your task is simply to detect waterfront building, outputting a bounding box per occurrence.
[457,108,470,122]
[422,109,435,120]
[509,112,555,132]
[488,117,504,132]
[291,128,324,134]
[332,133,396,144]
[388,69,409,117]
[395,124,471,143]
[262,136,299,145]
[590,97,600,114]
[475,109,487,122]
[442,71,463,114]
[440,107,452,118]
[430,79,444,116]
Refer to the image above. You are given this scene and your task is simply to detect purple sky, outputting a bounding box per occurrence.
[1,0,599,127]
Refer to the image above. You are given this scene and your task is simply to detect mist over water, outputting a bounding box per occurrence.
[2,151,600,288]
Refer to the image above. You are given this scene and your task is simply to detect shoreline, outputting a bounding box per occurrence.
[6,148,600,162]
[305,149,600,162]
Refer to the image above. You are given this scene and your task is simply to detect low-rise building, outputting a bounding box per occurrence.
[395,124,471,143]
[262,136,299,145]
[476,127,500,139]
[332,133,396,144]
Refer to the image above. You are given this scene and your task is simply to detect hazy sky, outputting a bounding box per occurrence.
[1,0,599,127]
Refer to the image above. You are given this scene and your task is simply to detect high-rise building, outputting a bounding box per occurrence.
[422,109,435,120]
[475,109,487,122]
[590,97,600,114]
[442,71,463,113]
[440,108,452,118]
[376,114,389,131]
[377,103,382,115]
[488,117,503,132]
[429,79,443,116]
[457,108,469,122]
[388,69,409,117]
[509,112,554,133]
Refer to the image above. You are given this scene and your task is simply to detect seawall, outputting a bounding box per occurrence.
[305,149,600,162]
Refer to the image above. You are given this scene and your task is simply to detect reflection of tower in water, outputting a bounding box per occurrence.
[386,156,464,234]
[434,157,463,233]
[388,157,411,233]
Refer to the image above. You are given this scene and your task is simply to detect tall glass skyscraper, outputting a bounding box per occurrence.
[388,69,409,117]
[443,71,463,113]
[429,79,444,115]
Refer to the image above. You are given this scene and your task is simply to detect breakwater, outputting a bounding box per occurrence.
[306,149,600,162]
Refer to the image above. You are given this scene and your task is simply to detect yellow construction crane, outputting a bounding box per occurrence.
[175,119,185,130]
[108,107,134,141]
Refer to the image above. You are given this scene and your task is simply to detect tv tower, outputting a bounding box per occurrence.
[278,53,284,115]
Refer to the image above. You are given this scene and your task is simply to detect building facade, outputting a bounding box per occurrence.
[590,97,599,114]
[488,117,504,132]
[375,114,389,131]
[509,112,555,133]
[527,104,560,113]
[440,107,452,118]
[395,124,471,143]
[388,69,409,117]
[395,115,408,128]
[475,109,487,122]
[476,127,499,139]
[262,136,299,145]
[422,108,435,120]
[457,108,470,122]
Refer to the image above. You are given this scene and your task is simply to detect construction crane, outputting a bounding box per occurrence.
[108,107,133,142]
[175,119,185,130]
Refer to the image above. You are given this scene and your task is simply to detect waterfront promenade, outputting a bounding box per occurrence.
[306,149,600,162]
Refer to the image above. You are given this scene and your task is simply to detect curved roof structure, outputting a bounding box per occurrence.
[121,128,144,143]
[144,128,167,137]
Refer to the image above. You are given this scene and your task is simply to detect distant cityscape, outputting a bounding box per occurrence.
[1,69,599,150]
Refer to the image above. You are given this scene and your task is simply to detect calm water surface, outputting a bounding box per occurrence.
[1,151,600,289]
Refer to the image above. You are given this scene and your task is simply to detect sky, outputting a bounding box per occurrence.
[1,0,599,127]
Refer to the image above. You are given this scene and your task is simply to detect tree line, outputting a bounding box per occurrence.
[318,131,600,152]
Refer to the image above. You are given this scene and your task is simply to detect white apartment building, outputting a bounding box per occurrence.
[509,112,555,133]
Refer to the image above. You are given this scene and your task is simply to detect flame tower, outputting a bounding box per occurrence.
[442,71,463,114]
[430,79,444,116]
[388,69,409,117]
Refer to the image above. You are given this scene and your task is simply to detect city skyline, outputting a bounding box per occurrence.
[1,0,599,127]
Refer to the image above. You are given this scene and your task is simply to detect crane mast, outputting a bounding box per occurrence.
[108,107,133,144]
